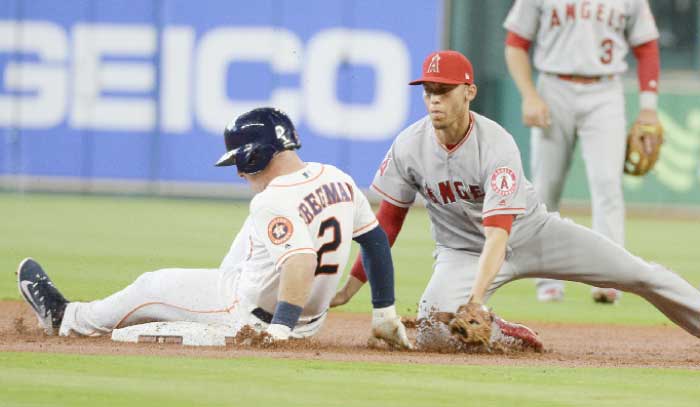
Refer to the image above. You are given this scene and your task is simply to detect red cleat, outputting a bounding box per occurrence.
[492,316,543,352]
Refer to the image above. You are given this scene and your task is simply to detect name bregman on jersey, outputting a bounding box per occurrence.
[298,182,354,224]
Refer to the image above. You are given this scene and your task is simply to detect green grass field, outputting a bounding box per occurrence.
[1,192,699,406]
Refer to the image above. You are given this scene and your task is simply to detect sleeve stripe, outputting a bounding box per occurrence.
[275,247,316,269]
[370,184,415,206]
[352,219,379,236]
[482,207,526,216]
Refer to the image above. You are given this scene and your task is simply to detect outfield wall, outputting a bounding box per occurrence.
[0,0,442,193]
[2,1,699,208]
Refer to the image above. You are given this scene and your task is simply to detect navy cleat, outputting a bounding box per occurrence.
[17,258,68,335]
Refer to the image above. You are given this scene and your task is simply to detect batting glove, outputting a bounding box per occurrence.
[265,323,292,342]
[371,305,413,350]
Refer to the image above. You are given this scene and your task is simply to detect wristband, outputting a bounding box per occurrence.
[372,304,397,321]
[639,91,658,111]
[270,300,303,329]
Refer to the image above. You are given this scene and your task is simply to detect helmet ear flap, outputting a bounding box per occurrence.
[236,143,278,174]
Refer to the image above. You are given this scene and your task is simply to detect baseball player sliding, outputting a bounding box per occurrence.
[17,107,410,349]
[332,50,700,352]
[503,0,662,303]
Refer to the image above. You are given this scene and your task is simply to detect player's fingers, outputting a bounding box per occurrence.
[539,105,551,128]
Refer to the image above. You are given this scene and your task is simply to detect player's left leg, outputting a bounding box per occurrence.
[59,267,241,336]
[415,247,541,351]
[577,77,627,303]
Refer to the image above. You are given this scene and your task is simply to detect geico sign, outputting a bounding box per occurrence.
[0,21,410,140]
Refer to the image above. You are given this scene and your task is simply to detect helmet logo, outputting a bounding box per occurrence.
[275,125,286,139]
[427,54,440,73]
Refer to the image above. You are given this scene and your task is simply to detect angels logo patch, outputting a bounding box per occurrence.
[267,217,294,245]
[490,167,517,196]
[379,156,392,176]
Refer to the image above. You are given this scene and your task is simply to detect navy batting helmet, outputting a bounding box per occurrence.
[214,107,301,174]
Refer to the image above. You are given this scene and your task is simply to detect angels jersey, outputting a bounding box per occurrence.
[220,162,377,321]
[503,0,659,75]
[372,112,547,253]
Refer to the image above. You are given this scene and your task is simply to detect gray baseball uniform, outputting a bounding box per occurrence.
[504,0,660,294]
[373,112,700,339]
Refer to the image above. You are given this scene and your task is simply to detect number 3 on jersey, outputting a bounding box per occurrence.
[600,38,613,64]
[315,217,341,275]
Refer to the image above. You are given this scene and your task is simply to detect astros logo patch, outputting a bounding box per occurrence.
[268,217,294,245]
[490,167,517,196]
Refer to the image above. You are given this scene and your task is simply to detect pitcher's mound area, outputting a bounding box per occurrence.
[1,301,698,368]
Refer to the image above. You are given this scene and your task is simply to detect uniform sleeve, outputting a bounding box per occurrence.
[481,142,527,219]
[626,0,659,46]
[219,217,253,271]
[350,179,379,238]
[250,201,316,270]
[370,144,417,208]
[503,0,540,40]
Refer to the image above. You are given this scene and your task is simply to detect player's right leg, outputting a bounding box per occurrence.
[516,214,700,338]
[530,74,578,302]
[58,266,240,336]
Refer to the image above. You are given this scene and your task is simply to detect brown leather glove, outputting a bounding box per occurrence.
[624,121,664,176]
[448,303,493,347]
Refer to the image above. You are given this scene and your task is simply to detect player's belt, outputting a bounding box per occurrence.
[556,74,612,84]
[251,307,324,325]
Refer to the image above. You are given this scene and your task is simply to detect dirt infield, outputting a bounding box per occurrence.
[1,300,698,369]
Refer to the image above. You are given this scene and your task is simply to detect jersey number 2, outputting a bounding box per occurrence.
[316,217,341,275]
[600,38,613,64]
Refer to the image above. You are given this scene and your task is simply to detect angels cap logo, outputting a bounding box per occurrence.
[267,217,294,245]
[427,53,441,73]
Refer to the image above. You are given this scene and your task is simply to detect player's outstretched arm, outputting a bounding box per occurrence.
[352,225,411,350]
[330,275,364,307]
[469,226,510,305]
[266,253,317,341]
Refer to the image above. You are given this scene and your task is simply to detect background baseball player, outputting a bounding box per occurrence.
[503,0,662,303]
[332,50,700,352]
[17,107,410,349]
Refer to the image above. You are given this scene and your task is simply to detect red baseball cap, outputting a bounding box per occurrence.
[409,50,474,86]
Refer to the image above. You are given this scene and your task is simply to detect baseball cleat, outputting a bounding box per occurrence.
[493,317,543,352]
[536,286,564,303]
[591,287,621,304]
[17,258,69,335]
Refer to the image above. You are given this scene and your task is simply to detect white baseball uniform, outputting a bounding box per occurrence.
[59,162,378,338]
[503,0,660,293]
[373,112,700,340]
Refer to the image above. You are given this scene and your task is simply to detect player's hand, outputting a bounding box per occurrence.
[522,93,551,128]
[330,275,365,308]
[636,109,663,155]
[264,323,291,343]
[371,305,413,350]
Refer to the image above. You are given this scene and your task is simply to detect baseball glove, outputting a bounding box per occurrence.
[448,302,493,347]
[624,121,664,176]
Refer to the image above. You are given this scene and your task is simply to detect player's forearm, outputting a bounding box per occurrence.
[470,227,509,304]
[505,46,538,99]
[632,39,660,111]
[277,253,317,308]
[354,225,396,308]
